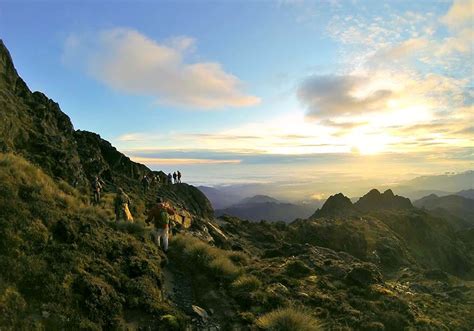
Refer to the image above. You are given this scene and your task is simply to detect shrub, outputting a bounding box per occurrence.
[228,251,250,265]
[231,275,262,293]
[111,220,148,237]
[256,307,323,331]
[171,234,243,281]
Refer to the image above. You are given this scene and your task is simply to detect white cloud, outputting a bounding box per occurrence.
[441,0,473,29]
[63,28,260,110]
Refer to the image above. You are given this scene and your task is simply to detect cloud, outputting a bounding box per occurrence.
[63,28,260,109]
[130,157,241,165]
[297,75,392,118]
[441,0,473,29]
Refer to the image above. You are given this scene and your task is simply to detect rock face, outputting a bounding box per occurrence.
[0,40,86,184]
[0,40,153,189]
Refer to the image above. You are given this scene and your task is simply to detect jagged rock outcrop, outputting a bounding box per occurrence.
[355,189,413,212]
[0,40,86,184]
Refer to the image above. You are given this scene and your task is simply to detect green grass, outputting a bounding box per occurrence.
[0,153,183,329]
[231,275,262,293]
[256,307,323,331]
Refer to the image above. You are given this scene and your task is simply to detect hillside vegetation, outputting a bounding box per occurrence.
[0,153,184,329]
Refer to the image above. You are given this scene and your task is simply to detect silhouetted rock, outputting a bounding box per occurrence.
[355,189,412,212]
[311,193,356,218]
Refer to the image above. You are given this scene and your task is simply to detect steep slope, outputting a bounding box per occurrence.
[0,154,185,329]
[414,194,474,229]
[0,39,212,220]
[0,40,151,190]
[0,40,86,185]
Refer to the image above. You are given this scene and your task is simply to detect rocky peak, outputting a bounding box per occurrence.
[311,193,356,218]
[355,188,412,212]
[0,39,17,86]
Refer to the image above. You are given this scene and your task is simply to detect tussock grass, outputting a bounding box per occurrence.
[231,275,262,293]
[0,153,183,329]
[228,251,250,266]
[256,307,323,331]
[111,220,148,237]
[171,234,242,280]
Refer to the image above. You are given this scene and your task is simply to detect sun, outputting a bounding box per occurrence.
[349,132,391,155]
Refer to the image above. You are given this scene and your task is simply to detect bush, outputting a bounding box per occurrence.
[231,275,262,293]
[228,251,250,265]
[256,307,323,331]
[171,234,243,281]
[111,220,148,237]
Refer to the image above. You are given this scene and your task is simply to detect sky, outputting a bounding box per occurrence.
[1,0,473,201]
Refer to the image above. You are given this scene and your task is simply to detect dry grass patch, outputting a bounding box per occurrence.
[171,234,243,280]
[256,307,323,331]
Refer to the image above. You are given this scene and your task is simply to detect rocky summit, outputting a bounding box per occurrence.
[1,39,473,330]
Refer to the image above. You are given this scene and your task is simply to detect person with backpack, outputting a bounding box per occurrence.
[92,176,103,205]
[173,172,178,184]
[114,188,134,222]
[177,170,182,183]
[141,175,150,193]
[146,197,175,252]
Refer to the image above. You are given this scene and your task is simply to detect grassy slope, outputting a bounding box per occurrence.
[0,153,185,330]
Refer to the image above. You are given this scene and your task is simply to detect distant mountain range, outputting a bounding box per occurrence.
[197,185,245,209]
[414,192,474,229]
[214,195,321,222]
[394,171,474,200]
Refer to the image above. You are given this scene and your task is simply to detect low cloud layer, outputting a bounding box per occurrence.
[63,28,260,109]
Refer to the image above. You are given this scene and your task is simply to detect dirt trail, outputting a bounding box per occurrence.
[162,259,222,330]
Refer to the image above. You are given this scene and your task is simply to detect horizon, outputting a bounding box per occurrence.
[1,0,473,201]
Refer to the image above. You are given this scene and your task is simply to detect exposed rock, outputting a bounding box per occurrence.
[192,305,209,320]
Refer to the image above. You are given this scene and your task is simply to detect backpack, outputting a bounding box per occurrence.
[154,207,169,228]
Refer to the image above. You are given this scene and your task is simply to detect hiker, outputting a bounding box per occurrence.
[173,172,178,184]
[151,174,160,187]
[92,176,103,205]
[177,170,182,183]
[146,197,175,252]
[168,173,173,185]
[114,188,134,222]
[141,175,150,193]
